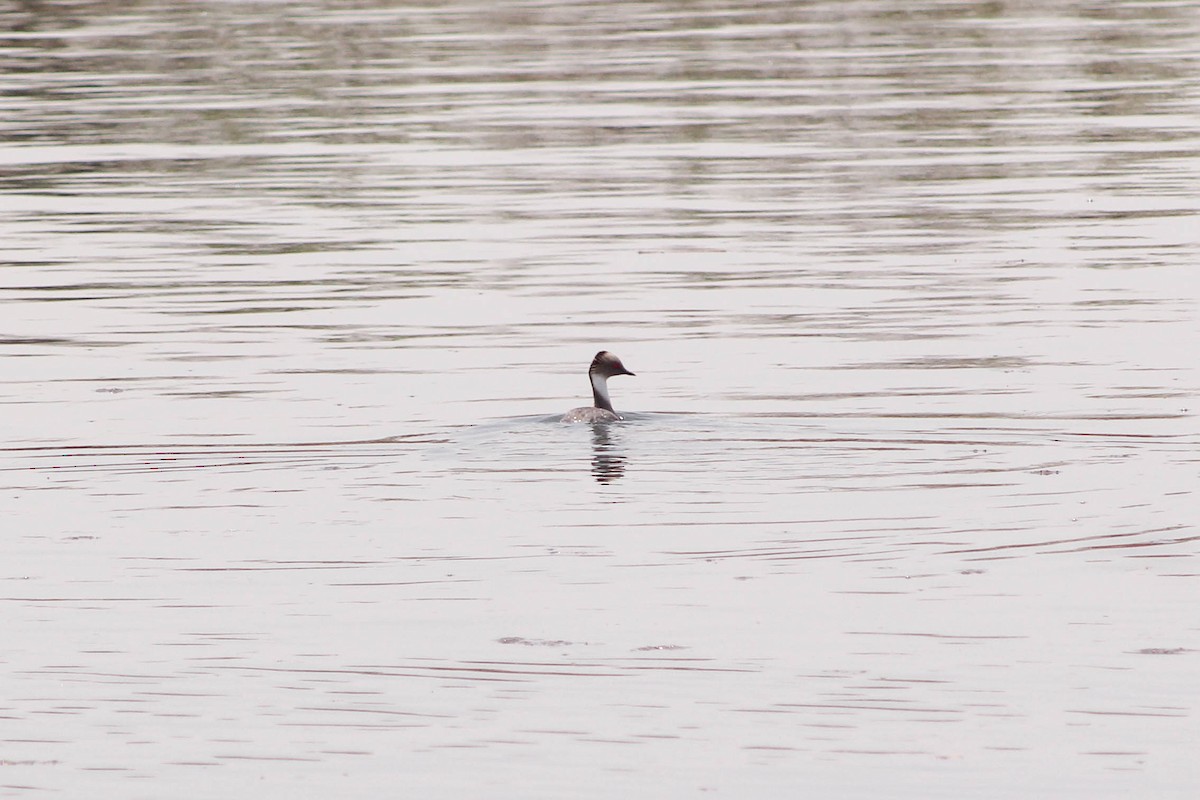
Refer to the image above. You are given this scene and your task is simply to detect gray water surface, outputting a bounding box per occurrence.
[2,1,1198,798]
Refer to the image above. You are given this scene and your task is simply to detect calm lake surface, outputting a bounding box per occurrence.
[2,1,1198,797]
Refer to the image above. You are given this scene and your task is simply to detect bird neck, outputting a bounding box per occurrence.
[590,372,614,412]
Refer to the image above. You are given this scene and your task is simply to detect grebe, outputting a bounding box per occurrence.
[562,351,634,423]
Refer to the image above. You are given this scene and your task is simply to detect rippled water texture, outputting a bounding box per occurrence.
[2,1,1198,797]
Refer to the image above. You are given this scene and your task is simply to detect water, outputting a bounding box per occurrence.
[2,1,1198,797]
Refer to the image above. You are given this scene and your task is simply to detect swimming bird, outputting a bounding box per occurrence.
[562,351,635,423]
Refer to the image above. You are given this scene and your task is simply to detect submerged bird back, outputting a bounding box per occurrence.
[562,406,622,423]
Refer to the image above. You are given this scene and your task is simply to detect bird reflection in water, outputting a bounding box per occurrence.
[588,422,627,484]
